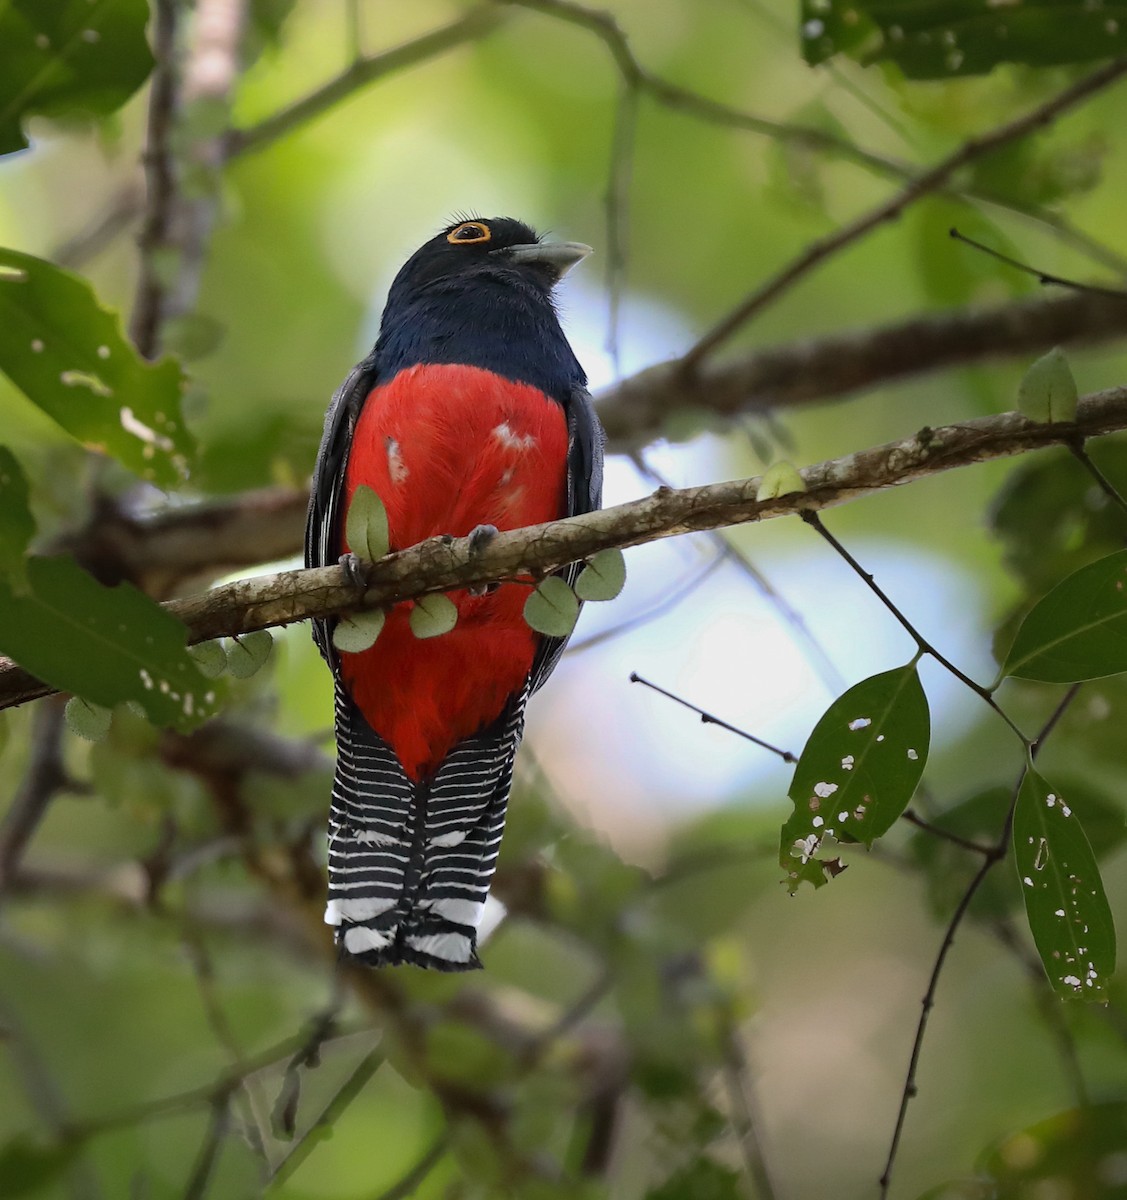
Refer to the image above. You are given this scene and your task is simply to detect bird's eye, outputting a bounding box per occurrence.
[447,221,491,245]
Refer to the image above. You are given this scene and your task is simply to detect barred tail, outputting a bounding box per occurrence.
[325,682,526,971]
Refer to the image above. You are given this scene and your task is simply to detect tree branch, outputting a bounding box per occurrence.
[3,389,1127,711]
[598,289,1127,452]
[224,7,505,157]
[682,56,1127,365]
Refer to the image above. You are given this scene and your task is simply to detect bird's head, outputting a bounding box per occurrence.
[388,217,592,299]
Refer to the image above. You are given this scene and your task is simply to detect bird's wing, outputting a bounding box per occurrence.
[305,362,376,665]
[528,383,606,694]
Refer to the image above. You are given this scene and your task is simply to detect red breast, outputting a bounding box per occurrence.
[337,362,569,779]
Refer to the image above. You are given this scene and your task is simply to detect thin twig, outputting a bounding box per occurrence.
[801,511,1029,743]
[265,1045,384,1189]
[1068,441,1127,520]
[878,685,1081,1198]
[629,672,797,763]
[682,58,1127,366]
[900,810,992,857]
[182,1095,232,1200]
[226,8,503,157]
[950,227,1127,298]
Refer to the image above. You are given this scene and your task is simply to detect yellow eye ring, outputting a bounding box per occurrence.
[447,221,491,245]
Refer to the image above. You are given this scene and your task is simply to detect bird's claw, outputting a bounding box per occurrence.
[339,552,369,588]
[468,523,499,554]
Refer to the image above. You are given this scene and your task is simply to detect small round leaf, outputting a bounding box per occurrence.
[65,696,112,742]
[188,639,228,678]
[345,484,389,563]
[523,577,580,637]
[756,460,807,502]
[410,594,458,640]
[574,548,626,602]
[332,609,386,654]
[1017,348,1078,424]
[226,630,274,678]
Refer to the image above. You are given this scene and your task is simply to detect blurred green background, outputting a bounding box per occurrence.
[2,1,1127,1197]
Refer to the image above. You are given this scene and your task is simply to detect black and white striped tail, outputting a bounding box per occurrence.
[325,681,526,970]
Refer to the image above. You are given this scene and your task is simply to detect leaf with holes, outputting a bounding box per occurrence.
[524,577,580,638]
[0,447,33,582]
[1014,769,1115,1000]
[332,609,385,654]
[65,696,112,742]
[1017,348,1078,424]
[344,484,389,563]
[574,548,626,602]
[0,0,154,156]
[1002,550,1127,682]
[226,630,273,678]
[0,249,191,486]
[410,593,458,640]
[780,663,930,893]
[800,0,1127,77]
[0,556,222,730]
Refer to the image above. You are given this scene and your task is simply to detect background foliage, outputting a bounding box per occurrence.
[2,1,1127,1198]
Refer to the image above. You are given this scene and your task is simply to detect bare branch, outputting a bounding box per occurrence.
[225,8,504,157]
[4,388,1127,712]
[597,289,1127,453]
[682,57,1127,365]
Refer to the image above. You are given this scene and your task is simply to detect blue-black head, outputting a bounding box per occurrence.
[371,217,591,400]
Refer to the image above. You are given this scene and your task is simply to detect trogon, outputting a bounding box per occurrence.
[306,217,604,971]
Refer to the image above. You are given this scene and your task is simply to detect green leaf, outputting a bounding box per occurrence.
[0,446,34,581]
[188,639,228,679]
[755,460,807,502]
[226,630,273,678]
[344,484,389,562]
[781,664,930,893]
[410,593,458,639]
[0,556,223,730]
[1002,549,1127,683]
[574,548,626,601]
[331,608,386,654]
[0,249,192,487]
[647,1158,743,1200]
[0,1136,78,1198]
[523,577,580,638]
[1018,348,1078,424]
[801,0,1127,77]
[64,696,112,742]
[1014,768,1115,1000]
[0,0,155,156]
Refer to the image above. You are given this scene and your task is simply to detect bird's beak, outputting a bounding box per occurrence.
[504,240,592,280]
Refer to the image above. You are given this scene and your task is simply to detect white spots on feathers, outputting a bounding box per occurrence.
[385,436,409,484]
[492,421,537,452]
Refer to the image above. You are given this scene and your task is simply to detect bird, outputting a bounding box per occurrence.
[306,216,604,971]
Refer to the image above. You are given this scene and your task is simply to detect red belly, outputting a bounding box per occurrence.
[338,363,569,780]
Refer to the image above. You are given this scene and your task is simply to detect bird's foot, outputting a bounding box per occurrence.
[468,523,498,554]
[339,552,369,588]
[466,525,500,595]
